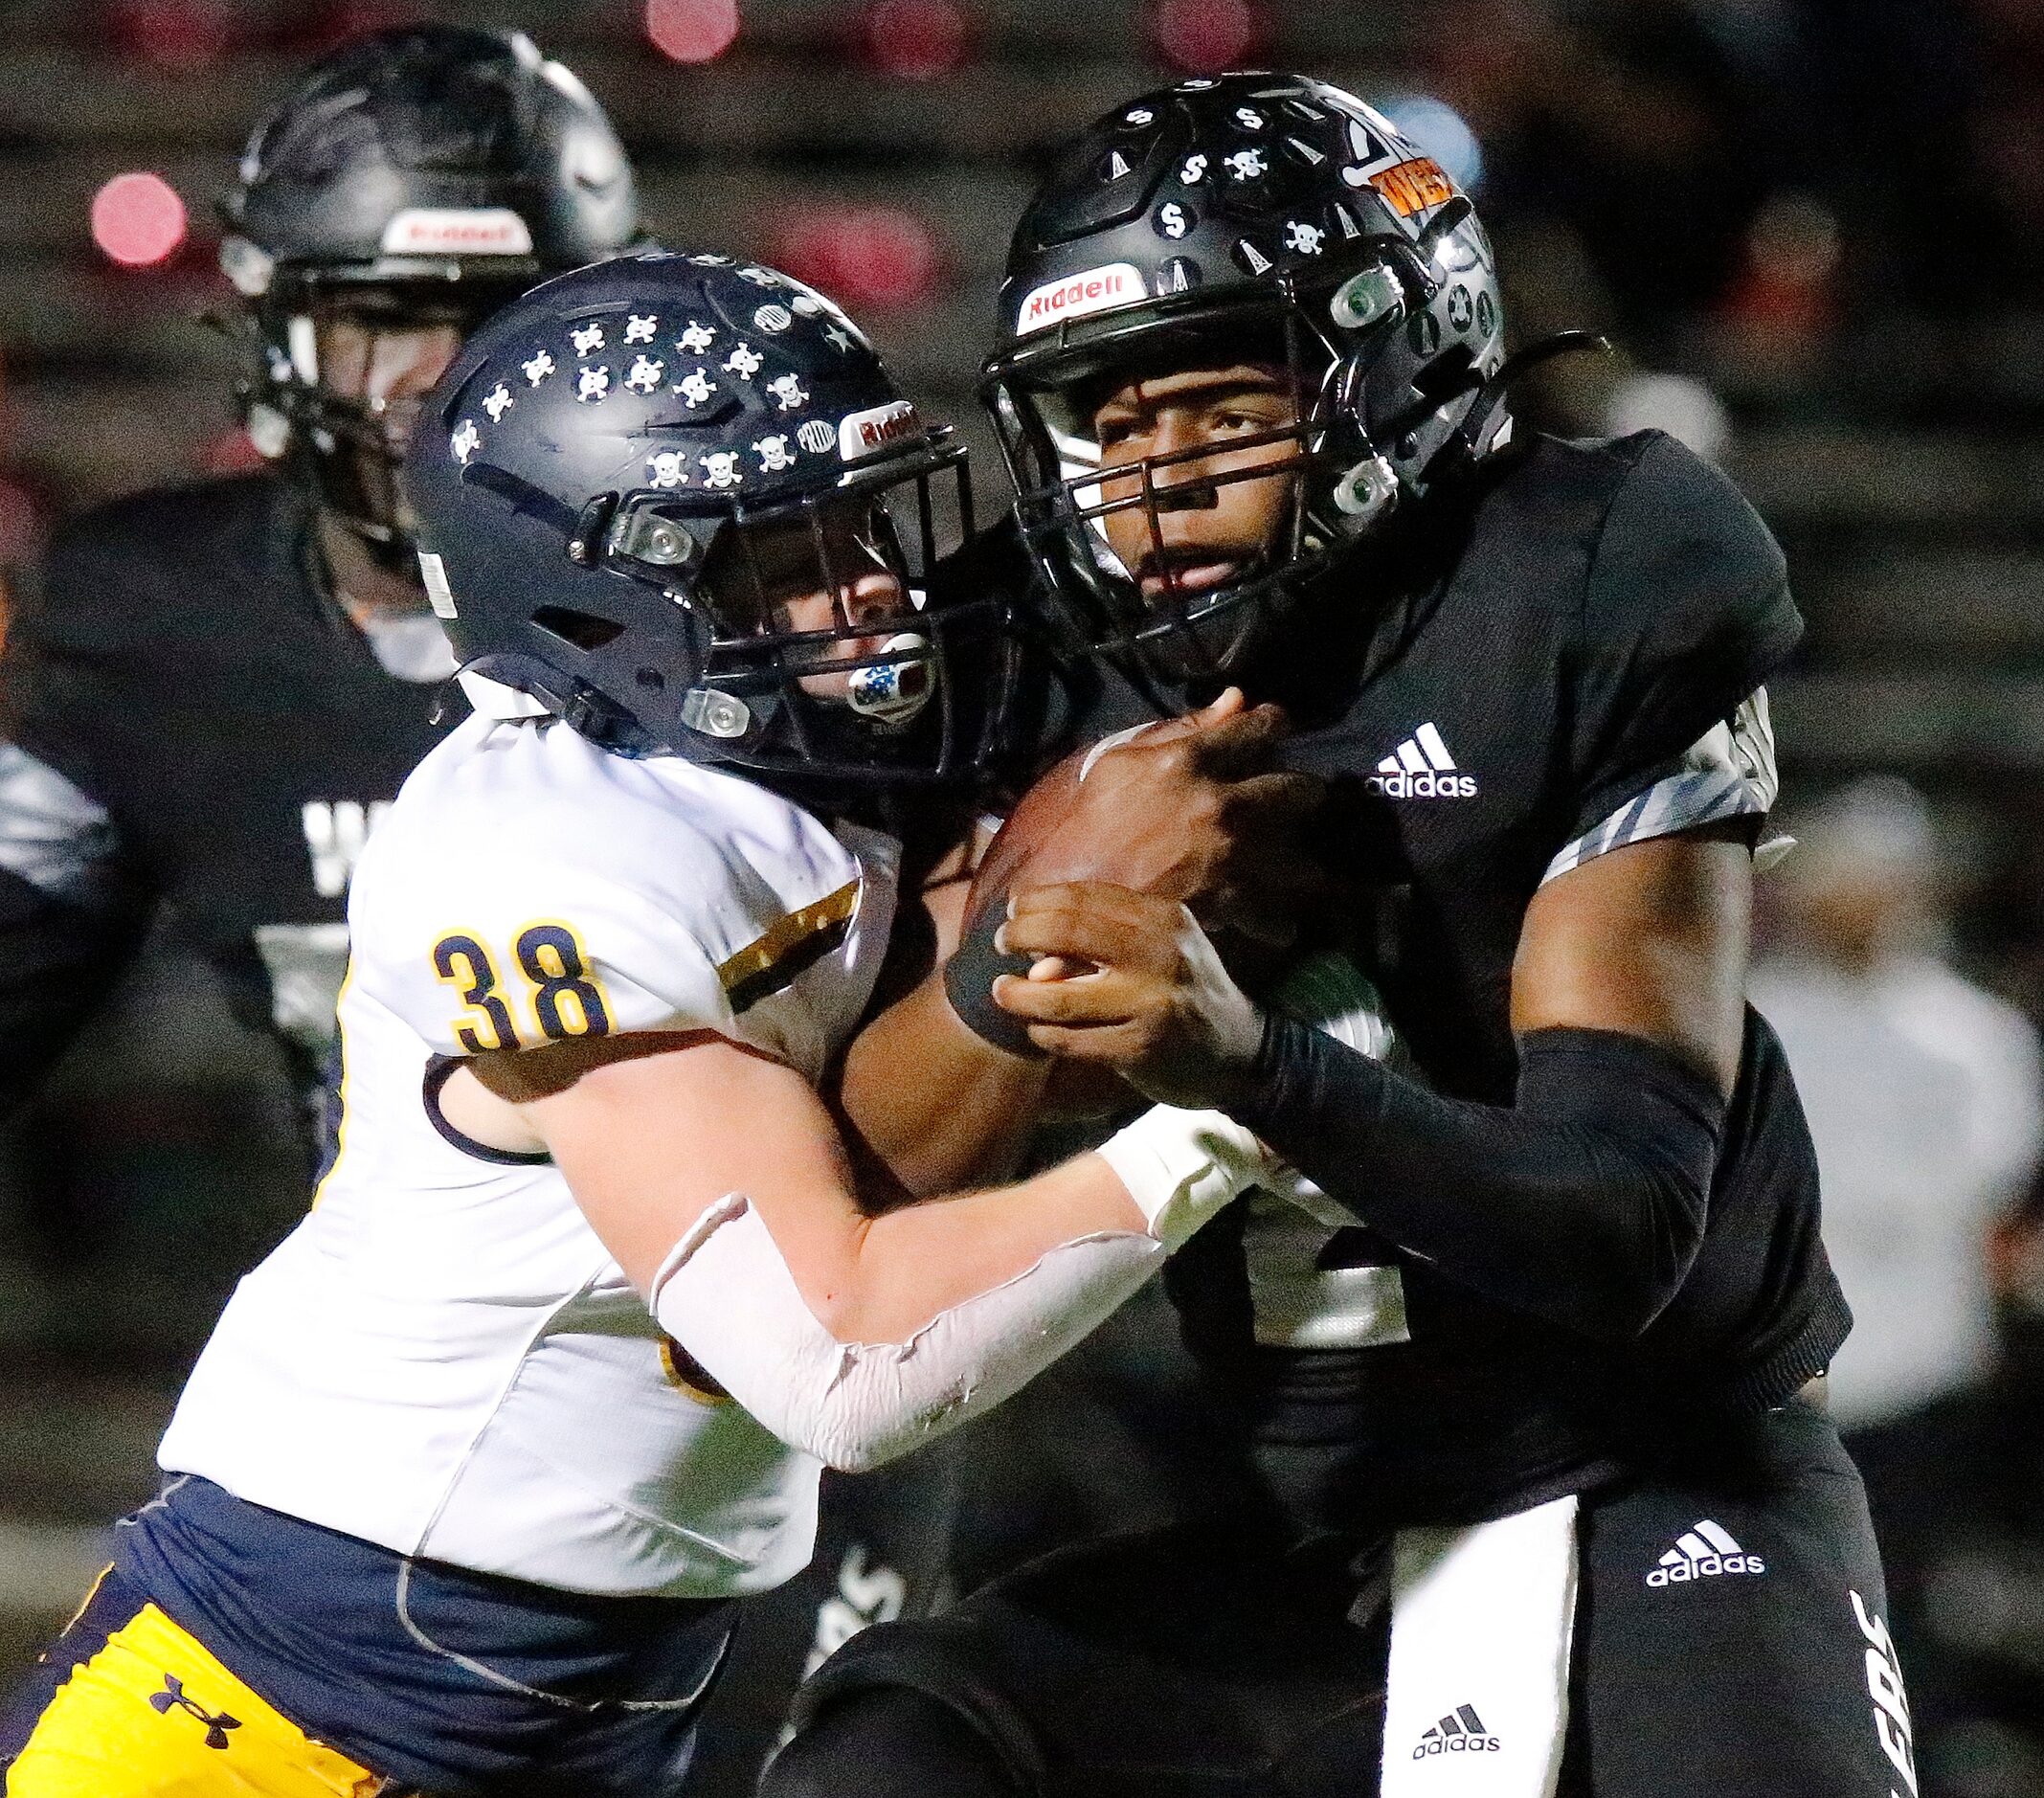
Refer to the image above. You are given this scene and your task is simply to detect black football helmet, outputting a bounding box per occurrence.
[981,73,1539,684]
[406,253,1022,788]
[220,26,641,571]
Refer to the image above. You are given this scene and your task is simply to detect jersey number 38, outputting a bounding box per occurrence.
[432,924,613,1051]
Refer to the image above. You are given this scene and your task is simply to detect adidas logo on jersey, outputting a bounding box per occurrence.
[1413,1703,1501,1758]
[1647,1518,1765,1586]
[1367,724,1477,799]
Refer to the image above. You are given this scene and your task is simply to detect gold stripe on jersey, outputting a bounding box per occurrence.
[6,1598,381,1797]
[716,879,860,1013]
[660,1333,735,1407]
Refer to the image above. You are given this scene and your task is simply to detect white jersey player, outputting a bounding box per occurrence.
[0,255,1311,1798]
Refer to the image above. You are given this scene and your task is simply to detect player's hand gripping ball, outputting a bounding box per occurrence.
[966,687,1326,953]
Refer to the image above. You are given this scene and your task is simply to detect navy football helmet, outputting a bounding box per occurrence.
[406,253,1022,787]
[221,26,641,570]
[981,74,1561,683]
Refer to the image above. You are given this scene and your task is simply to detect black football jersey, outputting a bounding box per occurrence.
[1049,429,1853,1530]
[0,471,458,1115]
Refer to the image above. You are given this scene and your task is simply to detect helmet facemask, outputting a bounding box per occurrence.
[483,432,1017,789]
[987,290,1398,688]
[217,25,644,577]
[242,276,533,576]
[686,472,953,751]
[979,74,1521,692]
[412,252,1026,793]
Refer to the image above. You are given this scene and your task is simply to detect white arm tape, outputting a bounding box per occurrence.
[1091,1104,1277,1249]
[651,1195,1167,1474]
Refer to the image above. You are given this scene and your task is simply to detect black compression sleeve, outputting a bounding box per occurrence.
[1233,1020,1726,1340]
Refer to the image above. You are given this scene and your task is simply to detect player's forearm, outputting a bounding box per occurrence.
[648,1106,1272,1471]
[1233,1018,1724,1339]
[834,968,1055,1196]
[829,1147,1144,1339]
[795,1098,1259,1342]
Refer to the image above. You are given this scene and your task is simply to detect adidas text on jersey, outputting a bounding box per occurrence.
[1413,1704,1501,1758]
[1646,1518,1765,1586]
[1367,723,1477,800]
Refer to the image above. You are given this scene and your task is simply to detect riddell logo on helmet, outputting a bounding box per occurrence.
[838,400,921,462]
[1016,262,1144,333]
[380,208,536,256]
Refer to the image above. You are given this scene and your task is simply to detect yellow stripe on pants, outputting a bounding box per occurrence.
[7,1599,383,1797]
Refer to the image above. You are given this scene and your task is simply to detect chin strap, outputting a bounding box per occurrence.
[1326,329,1612,535]
[1425,330,1613,483]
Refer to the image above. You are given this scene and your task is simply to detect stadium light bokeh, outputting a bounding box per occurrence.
[1147,0,1262,74]
[104,0,236,68]
[774,203,941,310]
[861,0,970,80]
[1376,94,1485,192]
[645,0,739,64]
[90,172,188,267]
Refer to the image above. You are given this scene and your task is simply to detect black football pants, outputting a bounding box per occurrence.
[762,1405,1914,1798]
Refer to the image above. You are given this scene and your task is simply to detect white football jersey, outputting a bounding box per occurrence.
[158,713,901,1599]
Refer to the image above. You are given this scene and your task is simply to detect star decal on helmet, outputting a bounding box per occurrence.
[483,382,514,422]
[823,325,856,354]
[624,314,659,343]
[767,372,809,412]
[522,349,556,387]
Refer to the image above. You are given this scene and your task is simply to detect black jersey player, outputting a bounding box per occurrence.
[0,26,640,1129]
[768,75,1913,1798]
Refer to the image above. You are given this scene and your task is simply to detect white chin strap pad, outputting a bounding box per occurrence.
[651,1195,1167,1474]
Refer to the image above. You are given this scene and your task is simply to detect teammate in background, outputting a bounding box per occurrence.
[769,75,1912,1798]
[0,26,640,1140]
[1752,775,2044,1431]
[0,254,1325,1798]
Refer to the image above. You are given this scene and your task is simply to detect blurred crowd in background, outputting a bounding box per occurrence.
[2,1,2044,1793]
